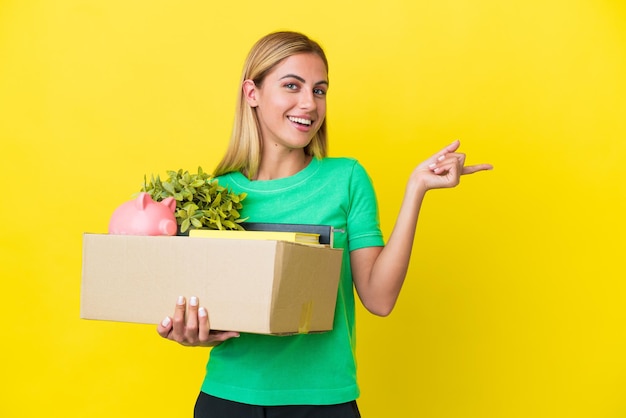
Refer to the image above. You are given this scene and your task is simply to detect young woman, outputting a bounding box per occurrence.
[157,31,492,417]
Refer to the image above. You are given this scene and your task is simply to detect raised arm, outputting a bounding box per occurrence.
[351,140,493,316]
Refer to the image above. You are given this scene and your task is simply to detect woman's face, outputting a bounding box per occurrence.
[244,53,328,153]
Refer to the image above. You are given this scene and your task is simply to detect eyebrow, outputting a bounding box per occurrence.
[279,74,329,86]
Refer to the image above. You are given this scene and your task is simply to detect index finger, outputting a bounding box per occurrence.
[462,163,494,175]
[198,306,211,344]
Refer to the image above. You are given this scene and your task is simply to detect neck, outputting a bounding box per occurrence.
[255,149,311,180]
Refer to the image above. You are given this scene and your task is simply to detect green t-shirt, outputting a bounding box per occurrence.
[201,157,384,406]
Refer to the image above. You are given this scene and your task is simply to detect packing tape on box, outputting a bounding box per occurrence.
[298,301,313,334]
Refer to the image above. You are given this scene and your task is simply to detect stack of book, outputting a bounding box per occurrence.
[188,222,334,248]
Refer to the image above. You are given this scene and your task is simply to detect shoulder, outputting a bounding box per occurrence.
[215,171,246,189]
[318,157,367,174]
[319,157,372,181]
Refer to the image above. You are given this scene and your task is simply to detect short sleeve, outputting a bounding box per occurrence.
[346,161,385,251]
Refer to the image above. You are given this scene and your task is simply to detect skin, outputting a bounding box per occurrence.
[157,53,493,346]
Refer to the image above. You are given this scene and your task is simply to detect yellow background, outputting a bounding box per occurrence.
[1,1,625,417]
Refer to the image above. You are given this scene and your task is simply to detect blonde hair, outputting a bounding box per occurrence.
[214,31,329,178]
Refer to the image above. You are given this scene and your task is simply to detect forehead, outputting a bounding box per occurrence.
[269,53,328,81]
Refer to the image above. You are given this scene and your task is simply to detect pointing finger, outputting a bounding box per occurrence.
[462,163,494,175]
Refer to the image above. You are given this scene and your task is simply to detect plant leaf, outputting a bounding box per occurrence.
[181,218,191,233]
[222,220,237,229]
[162,182,176,194]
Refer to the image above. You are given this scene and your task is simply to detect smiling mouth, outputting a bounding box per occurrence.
[288,116,313,126]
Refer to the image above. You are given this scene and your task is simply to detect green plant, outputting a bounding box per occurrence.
[140,167,248,233]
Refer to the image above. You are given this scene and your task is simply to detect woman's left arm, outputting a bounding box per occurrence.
[351,140,492,316]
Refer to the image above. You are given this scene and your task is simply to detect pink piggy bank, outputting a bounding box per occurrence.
[108,192,178,236]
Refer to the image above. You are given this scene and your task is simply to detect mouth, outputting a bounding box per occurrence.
[288,116,313,126]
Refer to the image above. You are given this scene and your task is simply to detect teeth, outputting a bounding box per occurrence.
[288,116,312,126]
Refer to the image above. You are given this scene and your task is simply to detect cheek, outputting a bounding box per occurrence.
[257,99,287,125]
[317,101,327,120]
[266,95,293,116]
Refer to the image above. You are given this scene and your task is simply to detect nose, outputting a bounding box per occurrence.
[298,90,317,110]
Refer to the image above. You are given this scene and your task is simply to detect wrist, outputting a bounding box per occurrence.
[406,177,428,200]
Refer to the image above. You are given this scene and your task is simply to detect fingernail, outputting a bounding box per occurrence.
[429,163,437,169]
[198,307,207,317]
[437,155,445,161]
[161,317,171,327]
[190,296,198,307]
[177,295,185,305]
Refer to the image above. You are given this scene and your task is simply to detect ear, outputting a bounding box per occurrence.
[136,192,151,210]
[242,79,259,107]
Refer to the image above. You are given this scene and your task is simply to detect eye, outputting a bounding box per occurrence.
[284,83,298,90]
[313,88,327,96]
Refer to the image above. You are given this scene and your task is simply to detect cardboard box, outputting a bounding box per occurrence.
[80,233,343,335]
